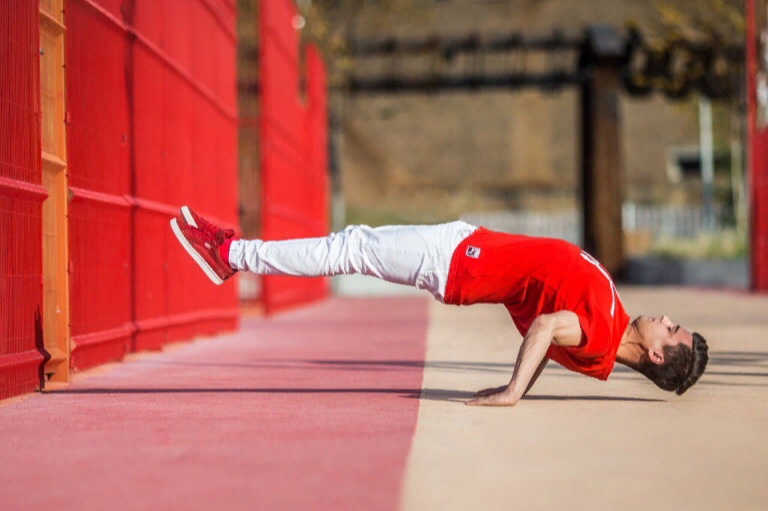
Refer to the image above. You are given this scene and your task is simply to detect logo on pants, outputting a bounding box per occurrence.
[466,246,481,259]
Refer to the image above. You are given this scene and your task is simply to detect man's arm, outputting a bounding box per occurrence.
[466,311,582,407]
[524,356,549,397]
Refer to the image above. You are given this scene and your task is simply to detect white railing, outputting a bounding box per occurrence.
[621,203,720,237]
[461,203,722,245]
[461,210,582,245]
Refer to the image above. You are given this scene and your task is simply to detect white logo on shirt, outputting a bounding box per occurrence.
[466,246,481,259]
[580,251,618,317]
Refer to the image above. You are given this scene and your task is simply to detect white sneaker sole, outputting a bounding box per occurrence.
[170,217,224,286]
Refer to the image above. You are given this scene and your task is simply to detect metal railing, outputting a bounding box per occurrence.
[461,203,723,245]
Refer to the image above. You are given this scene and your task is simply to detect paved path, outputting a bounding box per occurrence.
[404,287,768,511]
[2,288,767,510]
[0,298,427,511]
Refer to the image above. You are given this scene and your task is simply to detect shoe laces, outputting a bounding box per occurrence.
[195,214,235,245]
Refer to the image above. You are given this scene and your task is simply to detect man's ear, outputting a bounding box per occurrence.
[648,348,664,365]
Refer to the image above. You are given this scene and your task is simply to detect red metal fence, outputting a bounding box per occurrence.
[747,0,768,292]
[3,0,330,400]
[0,0,45,400]
[259,0,330,314]
[0,0,239,400]
[67,0,239,370]
[65,0,133,370]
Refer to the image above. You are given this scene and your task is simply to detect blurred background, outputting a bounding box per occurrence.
[1,0,767,400]
[238,0,755,296]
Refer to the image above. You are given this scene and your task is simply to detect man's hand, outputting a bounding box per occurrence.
[464,311,581,408]
[466,385,520,407]
[467,357,551,406]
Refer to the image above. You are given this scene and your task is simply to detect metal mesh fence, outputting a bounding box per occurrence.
[0,0,45,399]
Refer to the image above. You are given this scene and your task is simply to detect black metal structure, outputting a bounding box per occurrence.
[344,25,745,276]
[348,30,586,94]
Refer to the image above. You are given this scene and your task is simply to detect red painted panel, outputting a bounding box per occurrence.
[128,0,238,349]
[163,0,191,73]
[747,0,768,291]
[66,0,238,369]
[0,0,238,399]
[0,0,45,399]
[260,0,330,314]
[66,0,132,370]
[752,132,768,291]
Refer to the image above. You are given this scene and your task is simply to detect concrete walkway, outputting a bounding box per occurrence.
[403,288,768,511]
[1,288,767,510]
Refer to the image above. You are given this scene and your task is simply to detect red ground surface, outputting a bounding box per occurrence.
[0,297,428,511]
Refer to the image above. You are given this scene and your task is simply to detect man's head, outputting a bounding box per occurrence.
[631,315,709,395]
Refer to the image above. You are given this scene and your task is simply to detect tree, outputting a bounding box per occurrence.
[654,0,743,41]
[298,0,431,86]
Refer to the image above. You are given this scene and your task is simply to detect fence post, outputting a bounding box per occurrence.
[746,0,768,291]
[579,26,626,276]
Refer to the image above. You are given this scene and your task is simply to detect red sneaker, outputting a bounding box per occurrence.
[170,206,237,285]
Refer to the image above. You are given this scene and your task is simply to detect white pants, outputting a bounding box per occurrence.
[228,221,477,302]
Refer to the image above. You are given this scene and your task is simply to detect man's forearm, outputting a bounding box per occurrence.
[467,311,580,407]
[523,357,549,397]
[507,324,554,399]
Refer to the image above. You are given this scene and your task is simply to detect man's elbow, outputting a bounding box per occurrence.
[529,315,557,336]
[529,312,580,346]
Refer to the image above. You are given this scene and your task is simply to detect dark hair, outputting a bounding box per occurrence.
[636,332,709,395]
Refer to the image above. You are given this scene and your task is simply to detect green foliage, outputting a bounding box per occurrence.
[649,229,748,260]
[654,0,743,39]
[299,0,431,86]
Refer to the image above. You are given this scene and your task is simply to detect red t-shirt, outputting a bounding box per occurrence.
[444,228,630,380]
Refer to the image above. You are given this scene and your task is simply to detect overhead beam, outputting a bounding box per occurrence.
[351,31,583,56]
[347,72,585,94]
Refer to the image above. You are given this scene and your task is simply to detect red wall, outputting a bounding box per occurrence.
[747,0,768,291]
[0,0,241,401]
[0,0,45,400]
[260,0,330,314]
[66,0,239,371]
[2,0,331,400]
[65,0,133,369]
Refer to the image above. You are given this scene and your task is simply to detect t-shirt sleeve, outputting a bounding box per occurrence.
[578,312,605,355]
[546,307,611,368]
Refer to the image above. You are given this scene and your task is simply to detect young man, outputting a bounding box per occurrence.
[171,206,709,407]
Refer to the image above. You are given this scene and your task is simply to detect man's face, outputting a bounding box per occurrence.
[633,315,694,365]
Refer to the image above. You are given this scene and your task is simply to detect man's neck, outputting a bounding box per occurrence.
[616,320,644,368]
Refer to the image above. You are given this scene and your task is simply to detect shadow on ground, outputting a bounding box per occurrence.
[134,352,768,387]
[46,387,664,403]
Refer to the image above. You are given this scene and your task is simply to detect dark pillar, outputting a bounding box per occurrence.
[580,26,626,276]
